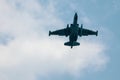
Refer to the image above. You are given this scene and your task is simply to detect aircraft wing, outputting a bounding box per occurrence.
[49,28,70,37]
[79,28,98,36]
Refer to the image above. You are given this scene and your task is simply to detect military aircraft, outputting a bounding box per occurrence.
[49,13,98,48]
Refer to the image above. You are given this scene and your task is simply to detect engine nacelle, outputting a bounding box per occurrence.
[71,24,73,27]
[77,24,79,27]
[65,24,70,37]
[67,24,69,29]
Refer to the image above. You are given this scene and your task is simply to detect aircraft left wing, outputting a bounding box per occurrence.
[49,27,70,37]
[79,28,98,36]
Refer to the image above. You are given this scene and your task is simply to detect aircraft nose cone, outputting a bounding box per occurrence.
[75,13,77,17]
[74,12,78,20]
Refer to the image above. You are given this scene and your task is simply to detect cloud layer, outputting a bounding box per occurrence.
[0,0,108,80]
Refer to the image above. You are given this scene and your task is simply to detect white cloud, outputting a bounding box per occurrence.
[0,0,108,80]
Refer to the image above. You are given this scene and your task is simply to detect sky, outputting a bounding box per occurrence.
[0,0,120,80]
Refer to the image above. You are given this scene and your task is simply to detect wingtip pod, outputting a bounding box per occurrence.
[96,30,98,36]
[49,31,51,36]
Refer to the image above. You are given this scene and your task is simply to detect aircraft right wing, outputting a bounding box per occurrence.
[49,27,70,37]
[78,28,98,36]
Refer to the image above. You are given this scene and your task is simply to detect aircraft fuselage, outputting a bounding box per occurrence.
[69,13,79,47]
[69,24,79,42]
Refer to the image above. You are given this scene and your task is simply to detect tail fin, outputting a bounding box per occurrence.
[64,41,80,46]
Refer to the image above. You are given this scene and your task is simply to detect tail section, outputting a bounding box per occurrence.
[64,41,80,48]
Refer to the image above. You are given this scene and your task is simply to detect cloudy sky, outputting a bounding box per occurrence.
[0,0,120,80]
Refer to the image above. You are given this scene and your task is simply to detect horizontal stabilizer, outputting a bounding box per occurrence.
[64,41,80,46]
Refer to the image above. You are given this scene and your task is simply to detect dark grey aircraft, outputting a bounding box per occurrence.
[49,13,98,48]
